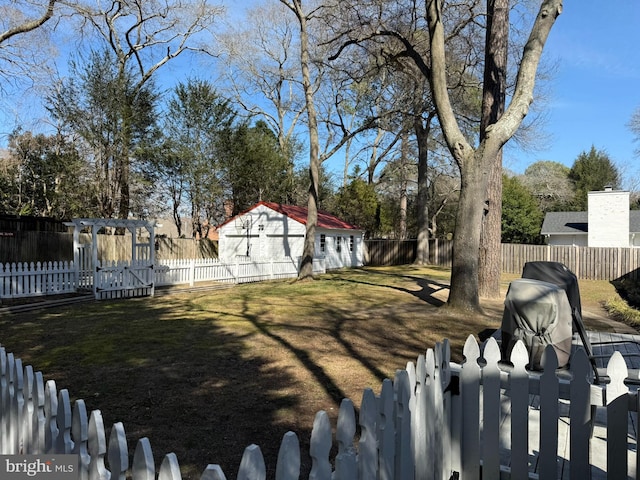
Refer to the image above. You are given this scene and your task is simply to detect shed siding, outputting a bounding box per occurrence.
[317,231,364,269]
[218,204,364,268]
[218,205,306,259]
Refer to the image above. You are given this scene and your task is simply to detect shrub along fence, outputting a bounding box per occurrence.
[0,337,635,479]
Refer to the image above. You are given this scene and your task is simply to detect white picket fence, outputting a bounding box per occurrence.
[0,261,77,299]
[0,257,327,300]
[1,336,638,479]
[155,257,326,287]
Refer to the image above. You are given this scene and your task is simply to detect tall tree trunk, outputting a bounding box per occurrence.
[414,113,435,265]
[398,132,409,240]
[282,0,319,280]
[426,0,562,312]
[478,0,509,299]
[478,151,503,297]
[448,151,491,312]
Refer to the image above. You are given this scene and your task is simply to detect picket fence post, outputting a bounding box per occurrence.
[569,348,591,480]
[30,371,46,454]
[309,411,332,480]
[132,437,155,480]
[335,399,357,479]
[606,352,629,478]
[275,431,300,480]
[72,399,90,480]
[538,345,559,479]
[480,338,501,478]
[460,335,480,480]
[358,389,377,480]
[377,379,395,480]
[4,337,640,479]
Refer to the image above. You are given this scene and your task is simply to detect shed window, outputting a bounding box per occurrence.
[336,236,341,253]
[349,235,354,252]
[320,234,326,253]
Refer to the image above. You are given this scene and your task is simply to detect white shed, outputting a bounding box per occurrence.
[217,201,365,269]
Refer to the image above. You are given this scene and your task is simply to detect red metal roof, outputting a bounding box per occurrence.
[219,201,361,230]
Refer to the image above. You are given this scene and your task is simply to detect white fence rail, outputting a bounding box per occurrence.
[0,261,77,299]
[0,257,327,300]
[1,337,638,479]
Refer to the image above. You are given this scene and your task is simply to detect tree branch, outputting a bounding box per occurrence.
[0,0,57,44]
[492,0,563,148]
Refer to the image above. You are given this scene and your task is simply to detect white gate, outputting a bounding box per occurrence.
[95,261,154,299]
[69,218,156,300]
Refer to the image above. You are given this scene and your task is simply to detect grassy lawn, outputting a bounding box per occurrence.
[0,266,627,479]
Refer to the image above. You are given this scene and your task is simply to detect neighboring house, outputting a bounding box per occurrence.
[217,201,365,269]
[541,188,640,247]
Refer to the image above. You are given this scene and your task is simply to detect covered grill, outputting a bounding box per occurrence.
[500,278,573,370]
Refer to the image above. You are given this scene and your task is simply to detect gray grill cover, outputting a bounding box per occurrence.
[500,278,573,370]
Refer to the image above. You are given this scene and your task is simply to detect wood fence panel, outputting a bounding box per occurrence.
[363,240,417,266]
[0,232,217,263]
[501,244,640,281]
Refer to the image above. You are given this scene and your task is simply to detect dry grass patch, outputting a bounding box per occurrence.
[0,266,621,479]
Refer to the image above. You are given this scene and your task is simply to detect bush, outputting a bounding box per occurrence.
[605,277,640,327]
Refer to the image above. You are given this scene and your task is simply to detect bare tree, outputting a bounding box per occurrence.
[218,2,305,164]
[630,106,640,158]
[427,0,562,311]
[0,0,56,44]
[277,0,322,280]
[59,0,225,221]
[276,0,386,277]
[69,0,224,86]
[0,0,59,131]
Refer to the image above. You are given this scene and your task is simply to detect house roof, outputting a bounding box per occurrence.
[219,201,363,231]
[541,212,588,235]
[541,211,640,235]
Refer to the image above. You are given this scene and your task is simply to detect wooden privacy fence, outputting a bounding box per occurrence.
[364,239,454,267]
[1,337,638,479]
[0,231,217,264]
[501,243,640,281]
[366,239,640,281]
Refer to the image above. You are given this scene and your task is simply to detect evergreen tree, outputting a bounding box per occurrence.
[218,120,292,214]
[2,130,92,218]
[502,174,544,244]
[568,146,621,210]
[48,49,160,220]
[333,176,379,237]
[158,79,235,237]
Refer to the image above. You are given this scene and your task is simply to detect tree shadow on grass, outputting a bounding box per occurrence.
[0,275,503,480]
[0,298,308,480]
[332,268,450,307]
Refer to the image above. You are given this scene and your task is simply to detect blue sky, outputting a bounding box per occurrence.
[506,1,640,184]
[2,1,639,188]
